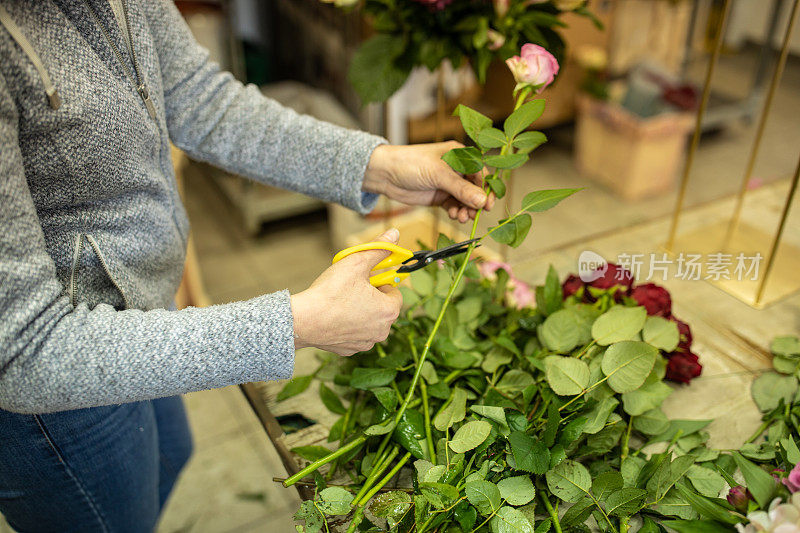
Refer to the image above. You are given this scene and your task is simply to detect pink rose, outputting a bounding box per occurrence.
[783,463,800,493]
[505,44,559,92]
[493,0,510,17]
[487,29,506,51]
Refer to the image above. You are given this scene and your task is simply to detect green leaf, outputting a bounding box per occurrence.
[510,431,550,475]
[348,34,411,103]
[675,483,741,524]
[489,214,532,248]
[485,153,528,170]
[486,176,507,198]
[317,487,354,516]
[751,371,798,412]
[454,501,478,531]
[513,131,547,153]
[411,269,435,296]
[521,188,582,213]
[591,306,647,346]
[369,491,412,526]
[650,419,711,443]
[772,335,800,357]
[592,471,624,502]
[537,265,563,316]
[632,408,670,435]
[651,487,697,520]
[291,445,332,462]
[476,127,508,149]
[471,405,509,431]
[642,316,680,352]
[491,506,534,533]
[583,397,619,434]
[544,355,590,396]
[732,452,776,508]
[504,100,546,138]
[394,408,427,460]
[449,420,492,454]
[433,387,468,431]
[545,460,592,503]
[539,309,581,353]
[454,104,493,144]
[781,437,800,464]
[319,383,346,415]
[497,370,535,395]
[687,465,726,498]
[534,518,552,533]
[277,375,313,401]
[498,476,535,506]
[483,347,513,373]
[350,367,397,390]
[420,482,461,509]
[365,419,397,436]
[621,380,672,416]
[466,479,502,515]
[605,488,647,517]
[372,387,398,411]
[457,296,483,323]
[294,500,324,532]
[662,520,737,533]
[442,146,484,175]
[601,341,658,394]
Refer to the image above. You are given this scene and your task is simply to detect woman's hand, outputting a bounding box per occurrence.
[362,142,495,223]
[290,229,404,356]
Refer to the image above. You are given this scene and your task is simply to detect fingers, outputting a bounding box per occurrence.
[345,228,400,274]
[378,284,403,312]
[435,168,489,210]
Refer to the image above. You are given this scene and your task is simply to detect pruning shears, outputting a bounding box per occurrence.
[332,238,480,287]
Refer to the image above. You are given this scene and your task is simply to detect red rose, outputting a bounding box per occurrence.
[631,283,672,317]
[665,351,702,383]
[589,263,634,293]
[671,317,693,352]
[562,274,585,298]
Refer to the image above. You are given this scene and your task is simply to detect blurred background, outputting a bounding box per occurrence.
[4,1,797,531]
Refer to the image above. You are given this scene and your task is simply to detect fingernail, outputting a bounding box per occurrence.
[385,228,399,242]
[473,193,486,206]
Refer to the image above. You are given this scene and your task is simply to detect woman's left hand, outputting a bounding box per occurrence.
[362,142,495,223]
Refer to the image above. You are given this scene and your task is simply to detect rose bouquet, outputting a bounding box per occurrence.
[323,0,601,103]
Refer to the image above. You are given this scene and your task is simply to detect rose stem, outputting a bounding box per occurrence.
[352,445,398,505]
[346,452,412,533]
[283,435,365,487]
[420,380,436,464]
[539,490,563,533]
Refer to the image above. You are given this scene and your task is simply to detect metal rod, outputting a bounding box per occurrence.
[665,0,732,252]
[724,0,799,250]
[755,152,800,305]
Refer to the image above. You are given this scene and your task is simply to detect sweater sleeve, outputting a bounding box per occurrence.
[144,0,383,214]
[0,74,295,414]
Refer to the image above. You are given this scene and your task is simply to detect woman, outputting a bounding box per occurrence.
[0,1,491,531]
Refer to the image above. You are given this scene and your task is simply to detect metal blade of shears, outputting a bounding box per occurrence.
[395,238,480,273]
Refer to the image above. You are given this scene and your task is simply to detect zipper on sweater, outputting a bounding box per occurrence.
[81,0,156,121]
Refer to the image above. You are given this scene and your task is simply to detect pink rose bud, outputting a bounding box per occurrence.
[505,44,559,93]
[487,29,506,51]
[726,486,751,512]
[783,463,800,493]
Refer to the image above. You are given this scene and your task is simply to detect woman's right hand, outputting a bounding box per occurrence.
[289,229,404,356]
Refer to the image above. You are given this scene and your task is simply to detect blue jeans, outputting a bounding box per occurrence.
[0,397,193,533]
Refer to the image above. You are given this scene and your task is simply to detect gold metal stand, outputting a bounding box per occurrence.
[664,0,800,309]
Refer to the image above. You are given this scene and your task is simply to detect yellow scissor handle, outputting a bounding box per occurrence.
[332,242,414,287]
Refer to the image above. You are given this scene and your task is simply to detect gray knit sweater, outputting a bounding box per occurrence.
[0,0,384,414]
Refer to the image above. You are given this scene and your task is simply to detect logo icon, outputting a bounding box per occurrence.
[578,251,607,282]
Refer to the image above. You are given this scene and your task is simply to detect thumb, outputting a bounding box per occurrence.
[350,228,401,274]
[436,170,487,209]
